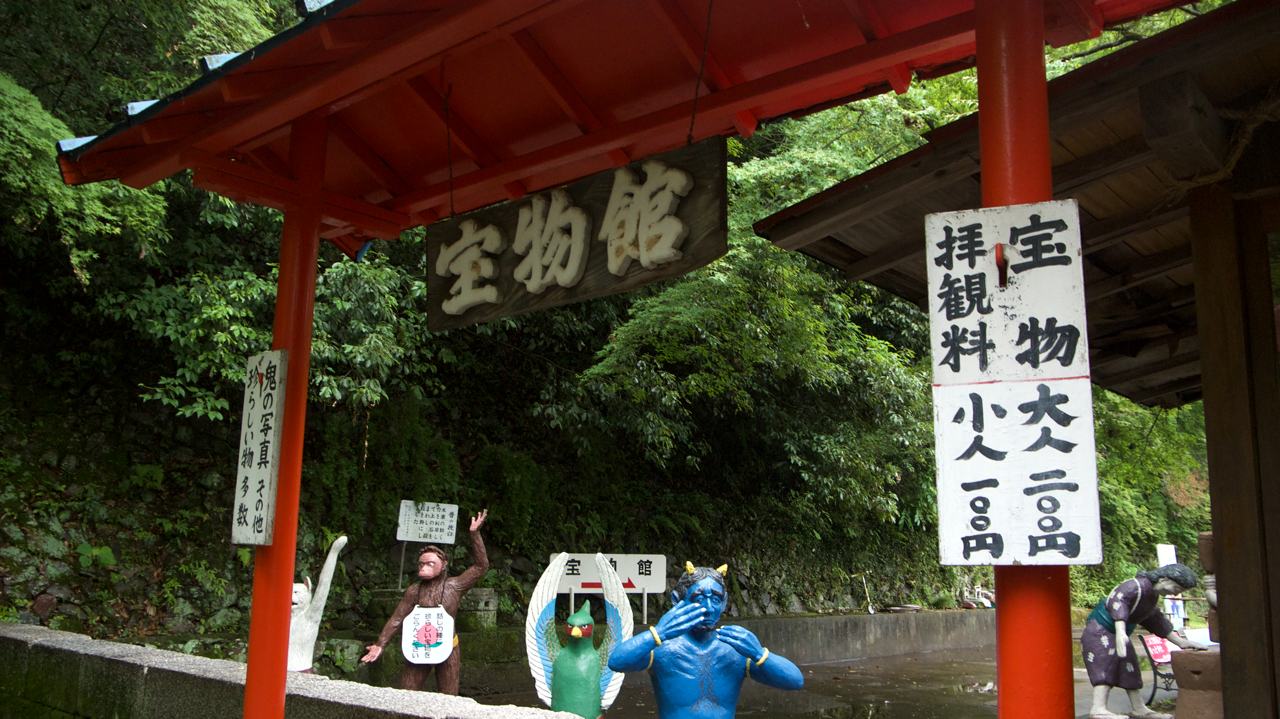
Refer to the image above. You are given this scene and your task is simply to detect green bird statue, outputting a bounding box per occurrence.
[552,602,603,718]
[527,553,633,719]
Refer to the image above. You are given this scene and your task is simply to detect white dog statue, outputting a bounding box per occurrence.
[289,535,348,672]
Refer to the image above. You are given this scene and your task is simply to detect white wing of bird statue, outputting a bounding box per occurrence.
[596,552,634,711]
[526,552,634,717]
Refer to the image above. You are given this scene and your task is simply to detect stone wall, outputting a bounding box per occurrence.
[0,623,573,719]
[739,609,997,664]
[1,610,996,717]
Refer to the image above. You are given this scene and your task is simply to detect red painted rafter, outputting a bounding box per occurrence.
[405,76,499,168]
[190,154,408,238]
[840,0,912,93]
[330,117,412,196]
[317,12,439,51]
[392,11,975,215]
[249,147,291,178]
[117,0,562,189]
[220,63,338,104]
[404,76,527,200]
[508,29,632,167]
[646,0,759,137]
[140,109,237,145]
[1046,0,1104,47]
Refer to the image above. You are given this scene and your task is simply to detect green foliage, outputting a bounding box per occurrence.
[0,73,166,286]
[0,0,292,132]
[75,543,117,569]
[1070,393,1211,603]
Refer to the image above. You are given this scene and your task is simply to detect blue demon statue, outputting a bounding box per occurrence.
[608,562,803,719]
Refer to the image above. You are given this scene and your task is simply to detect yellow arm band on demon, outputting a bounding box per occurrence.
[649,626,662,646]
[755,648,769,666]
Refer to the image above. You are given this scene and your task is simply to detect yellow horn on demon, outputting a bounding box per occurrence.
[716,564,728,576]
[685,561,696,574]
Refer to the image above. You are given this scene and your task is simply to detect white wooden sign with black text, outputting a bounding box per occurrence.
[926,200,1101,566]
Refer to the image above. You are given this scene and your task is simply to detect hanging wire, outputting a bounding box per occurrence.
[440,58,456,219]
[686,0,715,146]
[444,82,456,219]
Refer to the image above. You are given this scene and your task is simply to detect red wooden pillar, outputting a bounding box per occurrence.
[242,112,328,719]
[975,1,1075,717]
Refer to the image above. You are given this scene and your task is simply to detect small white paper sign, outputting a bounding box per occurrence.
[925,200,1101,566]
[549,553,667,594]
[402,605,454,664]
[396,501,459,544]
[231,350,287,545]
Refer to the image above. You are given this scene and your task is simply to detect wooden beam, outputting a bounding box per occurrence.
[830,196,1185,284]
[249,147,292,178]
[1191,184,1280,717]
[59,140,181,186]
[646,0,760,136]
[190,156,408,239]
[403,76,526,200]
[508,30,631,167]
[1082,204,1188,255]
[767,135,1171,259]
[1089,285,1196,333]
[1093,350,1200,386]
[220,64,337,104]
[1054,136,1156,196]
[317,12,437,51]
[1128,376,1202,404]
[840,0,913,93]
[1229,121,1280,200]
[390,11,977,215]
[1238,197,1280,704]
[139,110,236,145]
[1140,72,1228,181]
[404,76,500,167]
[768,149,978,250]
[1086,245,1193,302]
[330,117,411,196]
[118,0,559,188]
[1044,0,1103,47]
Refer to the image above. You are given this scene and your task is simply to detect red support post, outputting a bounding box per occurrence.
[242,112,328,719]
[975,2,1075,718]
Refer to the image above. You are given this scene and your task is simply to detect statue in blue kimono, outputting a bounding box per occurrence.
[1081,563,1208,719]
[608,562,803,719]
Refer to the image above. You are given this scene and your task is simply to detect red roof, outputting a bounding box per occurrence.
[57,0,1190,251]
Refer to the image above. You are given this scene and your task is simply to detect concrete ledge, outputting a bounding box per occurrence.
[0,624,573,719]
[738,609,996,664]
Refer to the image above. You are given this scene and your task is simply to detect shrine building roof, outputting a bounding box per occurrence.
[57,0,1191,258]
[754,0,1280,407]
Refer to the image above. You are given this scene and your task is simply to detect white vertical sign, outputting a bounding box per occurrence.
[396,501,459,543]
[231,350,287,545]
[926,200,1101,566]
